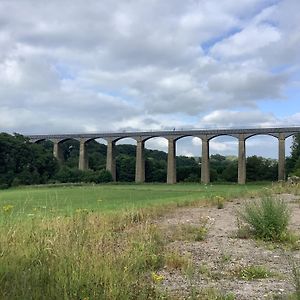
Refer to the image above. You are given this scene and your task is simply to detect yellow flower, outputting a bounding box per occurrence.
[2,204,14,213]
[151,272,164,283]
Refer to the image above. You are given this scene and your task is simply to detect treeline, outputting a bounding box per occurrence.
[0,132,299,188]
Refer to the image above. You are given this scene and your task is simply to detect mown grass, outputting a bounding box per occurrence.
[0,183,266,221]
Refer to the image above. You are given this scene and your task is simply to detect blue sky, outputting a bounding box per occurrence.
[0,0,299,158]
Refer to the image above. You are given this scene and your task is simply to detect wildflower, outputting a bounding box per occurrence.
[2,204,14,213]
[151,272,164,283]
[75,208,89,214]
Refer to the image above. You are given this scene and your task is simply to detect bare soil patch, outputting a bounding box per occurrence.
[155,194,300,299]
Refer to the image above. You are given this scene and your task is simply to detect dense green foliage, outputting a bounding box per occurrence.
[0,132,285,187]
[287,133,300,177]
[0,133,58,188]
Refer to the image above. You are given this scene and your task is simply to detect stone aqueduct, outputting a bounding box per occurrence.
[27,127,300,184]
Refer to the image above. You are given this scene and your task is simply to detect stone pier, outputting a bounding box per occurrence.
[79,139,89,170]
[201,136,210,184]
[238,134,246,184]
[278,133,286,181]
[135,138,145,183]
[167,137,176,184]
[52,139,64,164]
[106,139,116,181]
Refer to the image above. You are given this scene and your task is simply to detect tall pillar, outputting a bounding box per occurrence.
[201,136,210,184]
[53,140,64,164]
[106,139,116,181]
[135,138,145,183]
[278,133,286,181]
[167,137,176,184]
[79,139,88,170]
[238,134,246,184]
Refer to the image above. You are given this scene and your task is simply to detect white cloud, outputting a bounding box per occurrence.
[0,0,298,162]
[200,110,277,128]
[210,24,281,59]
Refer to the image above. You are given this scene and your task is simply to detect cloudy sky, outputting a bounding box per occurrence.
[0,0,299,158]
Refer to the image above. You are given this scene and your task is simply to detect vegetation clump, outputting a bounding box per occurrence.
[236,265,273,281]
[238,196,290,241]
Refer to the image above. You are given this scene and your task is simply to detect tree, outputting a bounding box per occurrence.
[0,133,58,187]
[286,134,300,176]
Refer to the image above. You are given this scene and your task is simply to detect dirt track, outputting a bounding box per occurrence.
[156,194,300,299]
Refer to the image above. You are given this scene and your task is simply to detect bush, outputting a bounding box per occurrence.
[238,196,290,241]
[96,170,113,183]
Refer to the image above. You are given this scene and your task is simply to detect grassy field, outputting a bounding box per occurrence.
[0,183,268,220]
[1,182,282,300]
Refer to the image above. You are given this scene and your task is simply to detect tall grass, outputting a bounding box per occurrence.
[0,210,167,299]
[238,196,290,241]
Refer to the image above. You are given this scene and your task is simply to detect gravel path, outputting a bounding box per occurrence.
[156,194,300,299]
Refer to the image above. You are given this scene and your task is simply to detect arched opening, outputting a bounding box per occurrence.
[86,138,107,171]
[34,139,53,153]
[176,136,200,182]
[145,137,168,182]
[245,135,278,181]
[208,135,238,182]
[285,135,296,177]
[115,138,137,182]
[56,138,80,168]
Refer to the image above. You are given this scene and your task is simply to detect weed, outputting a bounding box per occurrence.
[236,265,273,280]
[238,196,290,241]
[198,264,211,277]
[281,232,300,250]
[220,252,232,264]
[215,196,225,209]
[165,251,191,271]
[170,221,208,242]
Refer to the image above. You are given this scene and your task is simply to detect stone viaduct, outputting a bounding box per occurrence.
[26,127,300,184]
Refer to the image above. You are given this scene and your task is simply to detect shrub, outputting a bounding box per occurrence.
[238,196,290,241]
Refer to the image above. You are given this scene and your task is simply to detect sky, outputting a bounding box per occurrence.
[0,0,300,158]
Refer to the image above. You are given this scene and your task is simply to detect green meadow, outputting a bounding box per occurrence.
[0,183,278,300]
[0,183,268,220]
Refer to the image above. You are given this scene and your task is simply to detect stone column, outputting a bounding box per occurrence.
[106,139,116,181]
[79,139,88,170]
[238,134,246,184]
[201,136,210,184]
[52,139,64,164]
[278,133,286,181]
[167,137,176,184]
[135,138,145,183]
